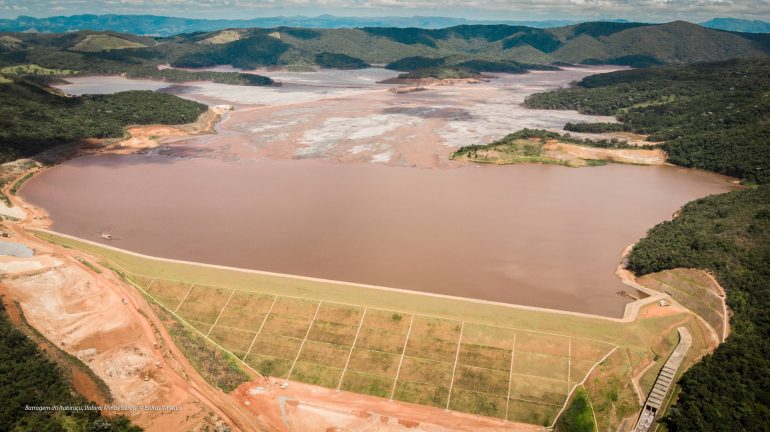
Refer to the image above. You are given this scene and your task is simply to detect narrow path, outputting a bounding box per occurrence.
[338,307,367,390]
[631,360,657,405]
[445,322,465,410]
[701,271,730,341]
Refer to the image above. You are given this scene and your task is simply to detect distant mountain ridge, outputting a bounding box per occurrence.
[700,18,770,33]
[3,14,769,38]
[0,14,584,36]
[1,20,768,76]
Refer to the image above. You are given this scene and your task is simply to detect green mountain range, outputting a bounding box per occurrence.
[1,20,768,77]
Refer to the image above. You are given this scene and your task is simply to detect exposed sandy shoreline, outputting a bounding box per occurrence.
[56,68,622,168]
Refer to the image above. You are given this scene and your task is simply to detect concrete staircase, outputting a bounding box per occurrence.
[634,327,692,432]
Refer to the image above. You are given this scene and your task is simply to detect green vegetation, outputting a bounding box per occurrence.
[314,52,369,69]
[361,27,445,47]
[196,29,243,45]
[503,30,562,52]
[124,67,273,85]
[142,294,252,393]
[456,59,558,73]
[9,172,32,195]
[569,22,649,38]
[526,59,770,184]
[2,20,763,84]
[580,55,663,68]
[361,25,594,55]
[398,66,480,80]
[554,21,767,65]
[0,36,274,87]
[0,47,271,86]
[360,21,767,65]
[638,269,728,340]
[452,136,557,166]
[72,34,148,52]
[0,80,207,163]
[170,34,290,69]
[0,299,140,432]
[386,56,557,74]
[547,63,770,431]
[75,257,103,274]
[628,186,770,430]
[564,122,632,133]
[0,64,75,76]
[281,28,322,40]
[557,387,595,432]
[385,56,445,71]
[452,128,649,162]
[451,128,660,167]
[462,129,646,150]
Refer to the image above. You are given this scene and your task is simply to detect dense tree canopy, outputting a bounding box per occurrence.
[170,34,290,69]
[0,46,273,86]
[556,388,596,432]
[628,186,770,430]
[397,66,480,80]
[527,58,770,429]
[385,56,445,71]
[453,128,653,157]
[386,56,557,74]
[525,59,770,184]
[0,80,207,162]
[314,52,369,69]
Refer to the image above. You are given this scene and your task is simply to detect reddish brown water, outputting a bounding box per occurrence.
[22,156,736,316]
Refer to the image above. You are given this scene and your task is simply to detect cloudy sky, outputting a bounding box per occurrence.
[1,0,769,22]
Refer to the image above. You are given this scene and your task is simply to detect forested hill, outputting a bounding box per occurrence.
[0,80,207,163]
[628,186,770,430]
[525,59,770,184]
[0,20,768,78]
[528,57,770,429]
